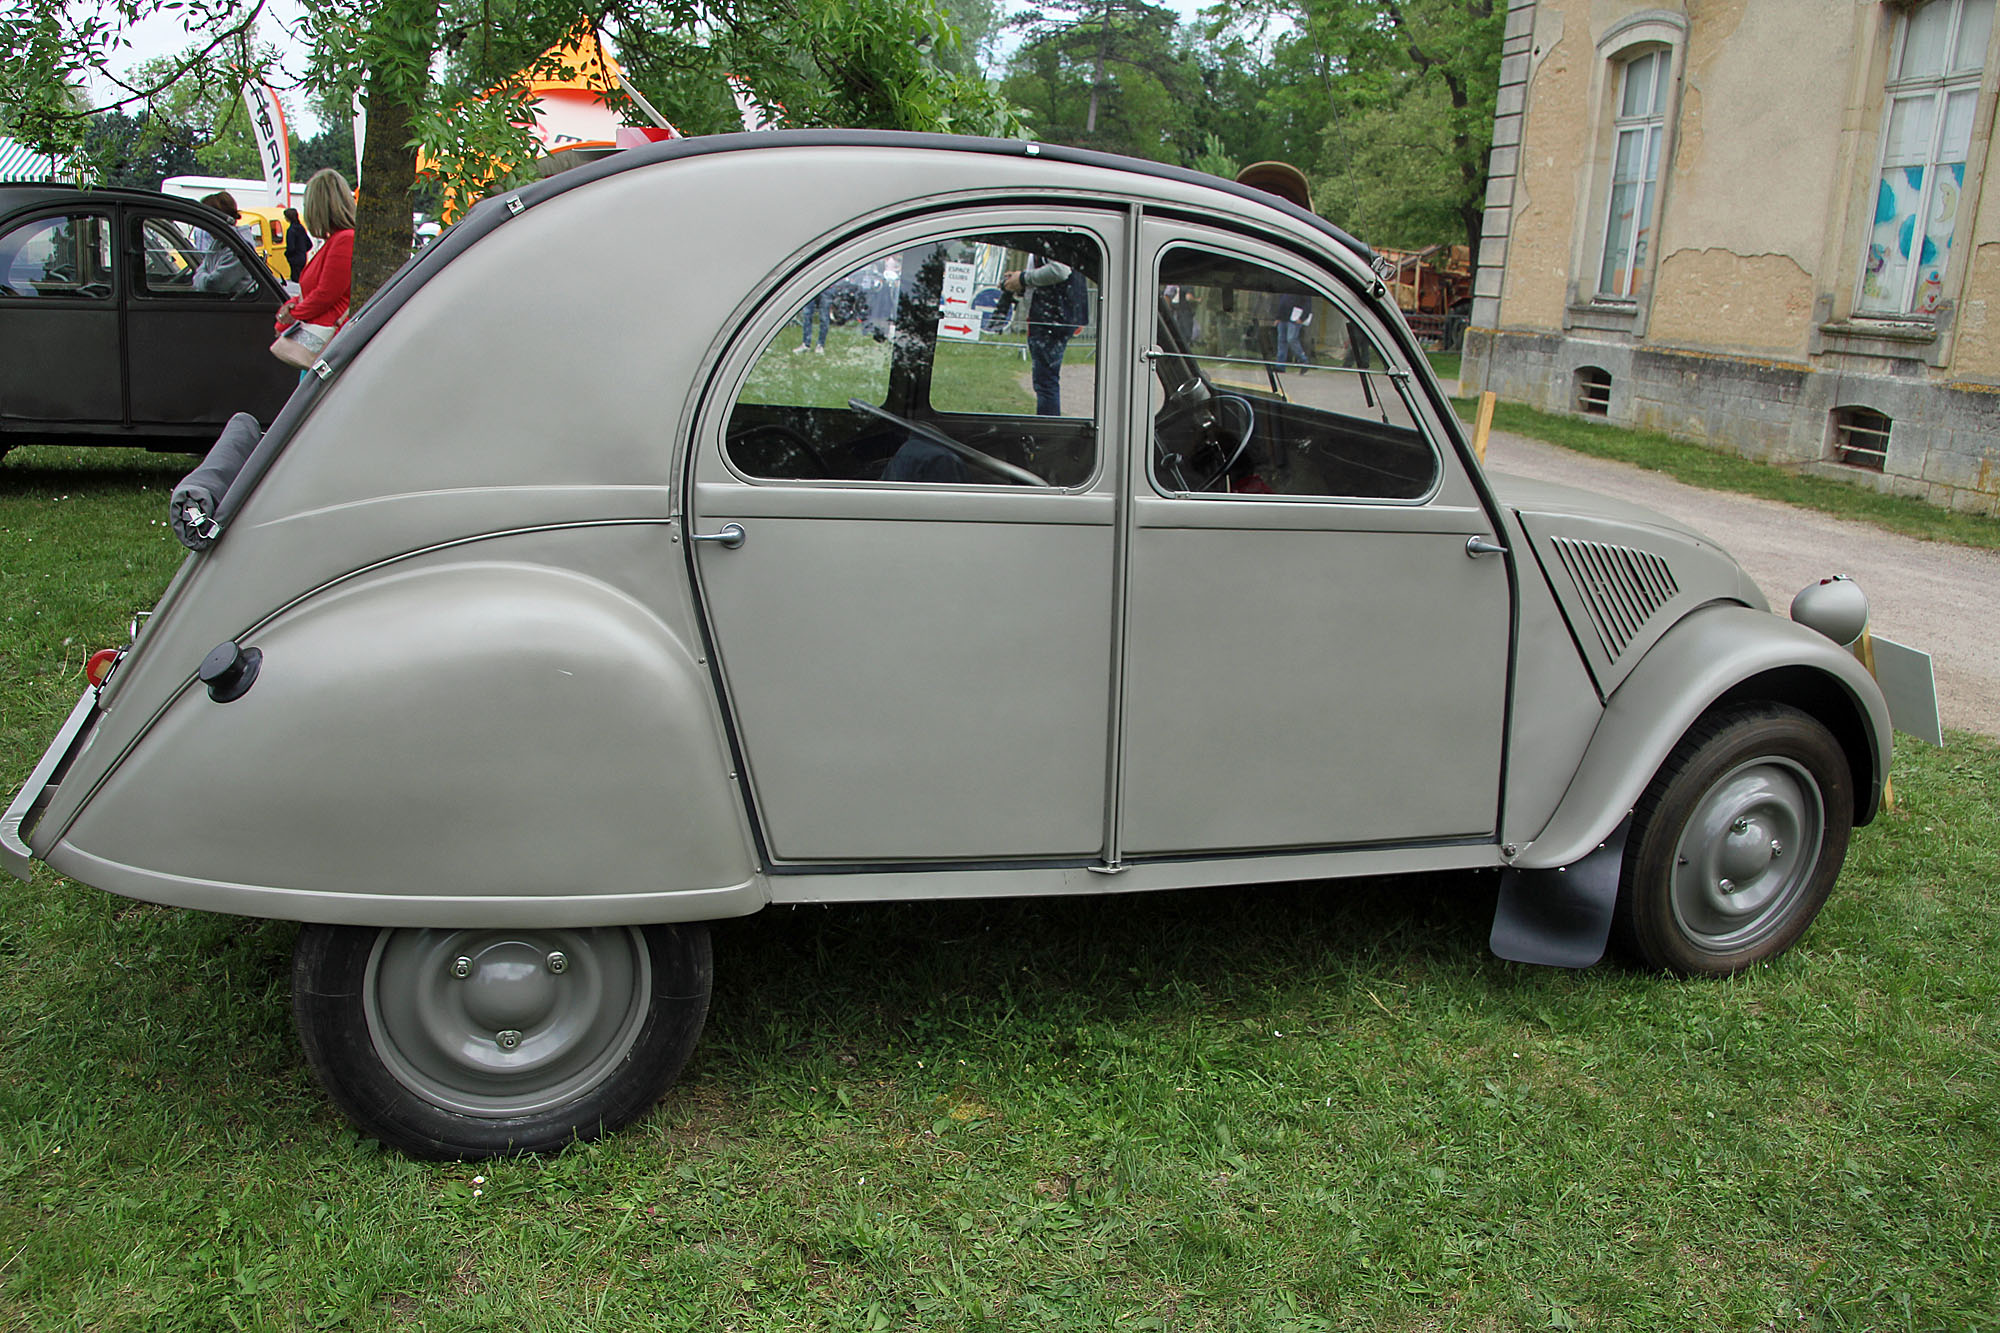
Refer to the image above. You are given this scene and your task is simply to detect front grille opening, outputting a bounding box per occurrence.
[1575,366,1612,415]
[1830,406,1891,472]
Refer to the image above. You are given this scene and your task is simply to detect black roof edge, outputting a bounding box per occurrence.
[497,129,1376,266]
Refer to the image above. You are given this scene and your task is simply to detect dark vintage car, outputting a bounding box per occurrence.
[0,183,298,458]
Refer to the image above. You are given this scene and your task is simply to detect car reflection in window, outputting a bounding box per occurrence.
[1151,246,1438,501]
[727,230,1102,488]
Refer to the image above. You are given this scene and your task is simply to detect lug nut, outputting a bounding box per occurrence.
[1771,839,1784,856]
[1731,818,1751,834]
[451,956,472,978]
[546,951,568,975]
[1719,878,1736,893]
[496,1030,522,1051]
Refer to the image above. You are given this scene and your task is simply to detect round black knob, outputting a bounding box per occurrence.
[198,641,262,703]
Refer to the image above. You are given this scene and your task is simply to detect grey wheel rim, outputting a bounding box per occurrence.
[1669,756,1825,952]
[364,927,651,1118]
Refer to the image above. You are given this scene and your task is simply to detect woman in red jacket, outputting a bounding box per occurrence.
[274,169,355,356]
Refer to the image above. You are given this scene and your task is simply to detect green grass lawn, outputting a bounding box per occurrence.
[3,446,1997,1330]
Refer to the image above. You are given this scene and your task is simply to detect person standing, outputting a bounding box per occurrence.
[192,191,256,294]
[282,205,311,292]
[1003,256,1086,416]
[274,170,355,363]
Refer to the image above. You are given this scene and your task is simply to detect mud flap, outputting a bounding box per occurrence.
[1489,817,1631,969]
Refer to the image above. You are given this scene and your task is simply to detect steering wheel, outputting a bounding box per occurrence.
[846,399,1046,487]
[727,421,829,479]
[75,282,111,300]
[1194,394,1257,490]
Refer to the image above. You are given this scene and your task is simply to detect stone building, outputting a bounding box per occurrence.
[1464,0,2000,514]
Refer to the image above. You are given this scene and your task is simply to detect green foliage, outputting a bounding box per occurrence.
[1215,0,1504,252]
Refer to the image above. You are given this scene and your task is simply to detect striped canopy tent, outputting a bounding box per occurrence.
[0,136,58,183]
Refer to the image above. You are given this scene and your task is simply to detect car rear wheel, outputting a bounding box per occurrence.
[1615,703,1853,976]
[293,921,710,1159]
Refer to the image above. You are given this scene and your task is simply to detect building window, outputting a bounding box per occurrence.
[1597,49,1670,299]
[1857,0,1994,316]
[1830,406,1892,471]
[1575,366,1613,415]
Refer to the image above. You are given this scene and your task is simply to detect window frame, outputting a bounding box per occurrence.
[0,209,117,303]
[709,207,1116,494]
[1596,48,1671,300]
[1143,238,1443,508]
[1564,12,1687,336]
[1851,0,1994,318]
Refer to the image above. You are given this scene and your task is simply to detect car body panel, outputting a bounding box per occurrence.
[5,135,1897,961]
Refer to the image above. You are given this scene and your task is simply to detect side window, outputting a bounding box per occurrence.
[0,213,113,300]
[726,229,1102,487]
[1856,0,1992,315]
[1150,245,1437,502]
[135,215,259,298]
[1598,48,1670,300]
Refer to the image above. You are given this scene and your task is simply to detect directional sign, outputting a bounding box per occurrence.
[939,260,980,341]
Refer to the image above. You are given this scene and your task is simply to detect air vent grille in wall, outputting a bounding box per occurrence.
[1549,536,1679,661]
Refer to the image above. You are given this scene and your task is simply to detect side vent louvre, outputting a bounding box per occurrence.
[1549,536,1679,661]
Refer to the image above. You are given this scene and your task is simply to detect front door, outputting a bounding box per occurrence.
[690,210,1123,864]
[1115,228,1512,856]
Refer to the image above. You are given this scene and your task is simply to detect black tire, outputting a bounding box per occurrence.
[293,921,711,1159]
[1614,703,1853,976]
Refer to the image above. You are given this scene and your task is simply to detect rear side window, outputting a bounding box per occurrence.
[726,228,1102,488]
[0,213,113,300]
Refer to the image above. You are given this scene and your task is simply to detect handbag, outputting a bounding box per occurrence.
[270,320,337,369]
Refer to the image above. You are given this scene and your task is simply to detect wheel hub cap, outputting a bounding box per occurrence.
[1669,758,1824,952]
[363,927,651,1118]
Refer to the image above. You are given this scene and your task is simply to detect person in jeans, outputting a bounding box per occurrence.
[796,291,829,353]
[1002,257,1086,416]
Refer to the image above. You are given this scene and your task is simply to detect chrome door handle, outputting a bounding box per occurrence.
[1466,535,1506,558]
[690,522,746,550]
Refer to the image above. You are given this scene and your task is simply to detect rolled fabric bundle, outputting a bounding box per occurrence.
[170,413,263,551]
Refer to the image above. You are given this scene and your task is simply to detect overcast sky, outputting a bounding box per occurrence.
[91,0,1237,138]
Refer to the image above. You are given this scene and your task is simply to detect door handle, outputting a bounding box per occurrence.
[689,522,746,550]
[1465,535,1506,558]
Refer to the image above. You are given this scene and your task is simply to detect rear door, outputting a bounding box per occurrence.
[690,208,1123,864]
[0,207,123,428]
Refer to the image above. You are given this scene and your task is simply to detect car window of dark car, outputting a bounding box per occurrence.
[135,214,260,298]
[1150,245,1438,502]
[0,212,114,300]
[726,229,1102,488]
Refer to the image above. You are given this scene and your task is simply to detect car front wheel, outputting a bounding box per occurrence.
[1616,703,1854,976]
[293,921,710,1159]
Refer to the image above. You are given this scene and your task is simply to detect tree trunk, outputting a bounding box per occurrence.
[351,76,419,308]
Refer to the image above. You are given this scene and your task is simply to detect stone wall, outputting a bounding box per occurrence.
[1475,329,2000,516]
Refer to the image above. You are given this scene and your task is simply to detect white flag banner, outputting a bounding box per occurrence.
[353,89,367,190]
[241,81,290,208]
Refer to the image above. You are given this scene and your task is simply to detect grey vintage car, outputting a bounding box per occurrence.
[3,133,1916,1159]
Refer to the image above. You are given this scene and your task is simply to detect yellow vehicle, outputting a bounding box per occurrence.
[236,204,292,281]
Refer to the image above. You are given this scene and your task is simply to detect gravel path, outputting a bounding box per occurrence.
[1482,428,2000,739]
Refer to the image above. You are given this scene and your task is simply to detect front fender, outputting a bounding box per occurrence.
[40,560,764,926]
[1515,604,1890,871]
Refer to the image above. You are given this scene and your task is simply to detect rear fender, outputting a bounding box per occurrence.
[39,560,763,926]
[1515,604,1889,872]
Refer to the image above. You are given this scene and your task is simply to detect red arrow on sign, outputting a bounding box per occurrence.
[939,322,976,337]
